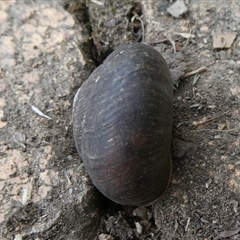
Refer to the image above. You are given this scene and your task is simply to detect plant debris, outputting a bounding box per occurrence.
[167,0,188,18]
[213,32,236,49]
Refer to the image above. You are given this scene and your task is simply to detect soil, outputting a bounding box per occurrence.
[0,0,240,239]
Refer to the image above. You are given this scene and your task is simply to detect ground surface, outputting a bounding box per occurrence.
[0,0,240,239]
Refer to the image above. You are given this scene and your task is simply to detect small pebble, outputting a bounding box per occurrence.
[167,0,188,18]
[98,233,114,240]
[135,222,143,235]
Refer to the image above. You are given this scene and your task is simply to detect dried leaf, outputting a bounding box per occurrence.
[213,32,236,49]
[218,123,226,130]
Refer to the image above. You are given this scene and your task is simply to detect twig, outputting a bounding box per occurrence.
[193,111,229,127]
[182,67,207,79]
[191,128,238,132]
[65,172,72,186]
[181,30,193,51]
[185,218,190,232]
[165,32,176,53]
[148,38,168,45]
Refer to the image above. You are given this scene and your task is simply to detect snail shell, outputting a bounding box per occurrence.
[73,43,173,206]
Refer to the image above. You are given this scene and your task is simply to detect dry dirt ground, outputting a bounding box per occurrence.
[0,0,240,239]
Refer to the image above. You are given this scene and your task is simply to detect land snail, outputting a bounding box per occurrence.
[73,43,173,206]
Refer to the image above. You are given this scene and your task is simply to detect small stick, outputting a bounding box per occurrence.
[185,218,191,232]
[191,128,237,132]
[181,30,192,51]
[148,38,168,45]
[182,67,207,79]
[193,111,229,127]
[165,32,176,53]
[65,172,72,186]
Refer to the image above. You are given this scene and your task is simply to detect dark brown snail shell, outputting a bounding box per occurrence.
[73,43,173,206]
